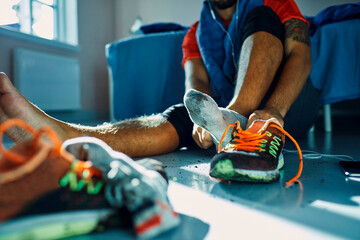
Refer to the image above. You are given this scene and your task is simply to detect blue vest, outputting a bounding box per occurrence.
[196,0,262,107]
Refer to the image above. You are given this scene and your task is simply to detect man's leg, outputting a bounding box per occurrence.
[208,7,290,183]
[228,6,320,135]
[0,73,180,157]
[227,8,284,119]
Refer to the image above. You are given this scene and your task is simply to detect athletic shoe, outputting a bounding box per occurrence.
[0,119,179,239]
[62,137,180,239]
[210,118,303,184]
[0,119,125,240]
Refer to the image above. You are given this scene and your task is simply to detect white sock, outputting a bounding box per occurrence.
[184,89,248,146]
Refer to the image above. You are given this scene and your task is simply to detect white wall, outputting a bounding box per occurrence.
[115,0,359,39]
[77,0,116,113]
[115,0,203,39]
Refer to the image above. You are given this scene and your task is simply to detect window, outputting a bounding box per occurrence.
[0,0,77,46]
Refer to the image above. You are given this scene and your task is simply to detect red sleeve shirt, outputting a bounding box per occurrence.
[263,0,308,26]
[182,0,308,67]
[181,21,201,67]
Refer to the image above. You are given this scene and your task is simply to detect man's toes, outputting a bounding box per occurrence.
[0,72,9,81]
[0,73,15,94]
[184,89,211,105]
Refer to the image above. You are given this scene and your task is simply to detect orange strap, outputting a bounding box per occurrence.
[218,123,237,153]
[0,119,69,165]
[73,161,103,179]
[0,119,105,184]
[218,121,269,153]
[271,124,303,186]
[218,122,267,153]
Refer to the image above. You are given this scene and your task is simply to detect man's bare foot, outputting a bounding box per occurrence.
[0,72,67,143]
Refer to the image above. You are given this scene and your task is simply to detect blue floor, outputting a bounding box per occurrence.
[2,117,360,239]
[66,116,360,239]
[155,129,360,239]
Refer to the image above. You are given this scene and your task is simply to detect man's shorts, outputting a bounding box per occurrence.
[161,6,320,148]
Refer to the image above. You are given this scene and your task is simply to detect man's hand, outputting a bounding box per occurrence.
[246,107,284,129]
[192,124,214,149]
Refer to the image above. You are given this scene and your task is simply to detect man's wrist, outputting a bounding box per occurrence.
[226,103,254,118]
[263,102,288,119]
[247,108,285,128]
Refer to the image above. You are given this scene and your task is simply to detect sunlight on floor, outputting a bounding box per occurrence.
[311,196,360,221]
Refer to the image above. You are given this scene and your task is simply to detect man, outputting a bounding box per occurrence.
[0,0,319,183]
[180,0,320,183]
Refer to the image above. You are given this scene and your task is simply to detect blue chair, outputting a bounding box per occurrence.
[106,30,187,121]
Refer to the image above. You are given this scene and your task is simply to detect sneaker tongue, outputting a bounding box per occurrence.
[246,118,282,133]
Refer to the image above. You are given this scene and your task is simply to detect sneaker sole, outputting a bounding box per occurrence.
[0,209,113,240]
[210,153,284,183]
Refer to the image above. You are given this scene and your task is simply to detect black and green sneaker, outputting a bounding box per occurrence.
[210,118,286,183]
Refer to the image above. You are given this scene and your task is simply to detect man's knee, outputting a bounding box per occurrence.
[243,31,284,62]
[133,113,168,128]
[161,104,197,149]
[242,6,285,46]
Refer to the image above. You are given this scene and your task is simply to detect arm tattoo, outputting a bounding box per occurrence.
[284,19,310,46]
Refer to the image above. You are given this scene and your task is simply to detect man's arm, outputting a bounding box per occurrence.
[184,58,214,149]
[249,18,312,126]
[184,58,212,95]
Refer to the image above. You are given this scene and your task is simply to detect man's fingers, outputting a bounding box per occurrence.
[200,129,213,149]
[192,127,207,149]
[201,140,213,149]
[246,109,285,129]
[246,112,258,128]
[192,125,213,149]
[201,128,211,140]
[192,129,202,148]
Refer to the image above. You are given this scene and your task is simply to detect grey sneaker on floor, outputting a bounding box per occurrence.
[63,137,180,239]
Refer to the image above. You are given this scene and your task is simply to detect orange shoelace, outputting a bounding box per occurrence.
[0,119,100,182]
[218,121,303,186]
[72,160,103,179]
[0,119,67,162]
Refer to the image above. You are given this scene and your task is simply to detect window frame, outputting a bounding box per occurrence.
[28,0,59,40]
[0,0,79,52]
